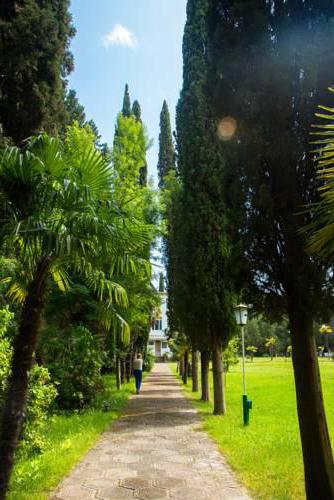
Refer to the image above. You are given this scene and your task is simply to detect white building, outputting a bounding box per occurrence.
[148,292,171,359]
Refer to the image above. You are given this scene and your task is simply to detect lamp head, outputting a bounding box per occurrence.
[234,303,249,326]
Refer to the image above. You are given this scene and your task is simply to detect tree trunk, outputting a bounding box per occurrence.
[126,345,132,383]
[192,350,199,392]
[0,260,49,499]
[179,357,184,378]
[290,313,334,499]
[120,358,125,385]
[116,356,121,390]
[182,350,188,385]
[212,338,226,415]
[201,350,210,401]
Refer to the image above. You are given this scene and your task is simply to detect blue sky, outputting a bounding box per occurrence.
[69,0,187,184]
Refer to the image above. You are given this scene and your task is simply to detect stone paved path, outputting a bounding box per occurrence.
[52,364,250,500]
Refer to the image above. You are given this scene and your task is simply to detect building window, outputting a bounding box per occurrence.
[162,342,168,349]
[149,341,154,346]
[153,319,162,330]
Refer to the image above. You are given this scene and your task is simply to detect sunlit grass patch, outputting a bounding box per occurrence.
[172,358,334,500]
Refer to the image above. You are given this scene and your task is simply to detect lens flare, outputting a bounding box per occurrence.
[217,117,237,141]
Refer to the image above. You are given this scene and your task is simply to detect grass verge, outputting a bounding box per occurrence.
[9,374,134,500]
[172,358,334,500]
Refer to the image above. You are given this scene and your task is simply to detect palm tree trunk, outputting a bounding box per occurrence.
[200,350,210,401]
[0,260,49,499]
[192,350,199,392]
[290,312,334,498]
[212,337,226,415]
[182,350,188,385]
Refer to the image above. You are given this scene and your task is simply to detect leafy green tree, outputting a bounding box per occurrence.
[0,0,75,144]
[113,113,150,200]
[122,84,131,118]
[0,129,148,495]
[222,337,239,373]
[112,101,159,384]
[157,100,175,189]
[208,0,334,495]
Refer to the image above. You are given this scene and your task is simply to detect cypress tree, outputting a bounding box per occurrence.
[65,89,86,127]
[122,84,131,117]
[132,100,142,122]
[208,0,334,495]
[0,0,75,144]
[173,0,236,414]
[157,100,175,188]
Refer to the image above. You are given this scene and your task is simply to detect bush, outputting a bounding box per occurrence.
[19,365,58,456]
[0,307,57,456]
[41,325,105,409]
[143,350,155,372]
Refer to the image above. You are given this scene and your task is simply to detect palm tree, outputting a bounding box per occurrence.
[0,134,149,497]
[265,336,277,360]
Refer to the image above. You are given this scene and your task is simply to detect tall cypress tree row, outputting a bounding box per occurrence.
[157,100,175,189]
[0,0,75,144]
[122,84,131,117]
[208,0,334,495]
[174,0,236,414]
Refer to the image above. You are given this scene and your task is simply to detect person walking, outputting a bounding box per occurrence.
[133,353,143,394]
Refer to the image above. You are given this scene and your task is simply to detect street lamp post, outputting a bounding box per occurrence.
[234,304,252,425]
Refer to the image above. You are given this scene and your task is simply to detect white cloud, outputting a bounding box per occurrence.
[102,24,138,49]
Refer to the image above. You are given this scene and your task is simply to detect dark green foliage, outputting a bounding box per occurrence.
[157,100,175,188]
[41,325,104,410]
[122,84,131,117]
[208,0,334,319]
[132,100,142,122]
[0,0,75,144]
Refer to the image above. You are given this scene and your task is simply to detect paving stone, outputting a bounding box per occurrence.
[96,486,134,498]
[121,478,152,490]
[153,477,186,489]
[51,364,250,500]
[134,486,168,499]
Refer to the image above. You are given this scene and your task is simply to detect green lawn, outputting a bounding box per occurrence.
[9,375,134,500]
[172,358,334,500]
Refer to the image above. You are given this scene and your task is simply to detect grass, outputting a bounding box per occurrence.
[9,374,134,500]
[172,358,334,500]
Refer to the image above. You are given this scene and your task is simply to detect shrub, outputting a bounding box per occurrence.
[41,325,105,409]
[143,350,155,372]
[19,365,58,456]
